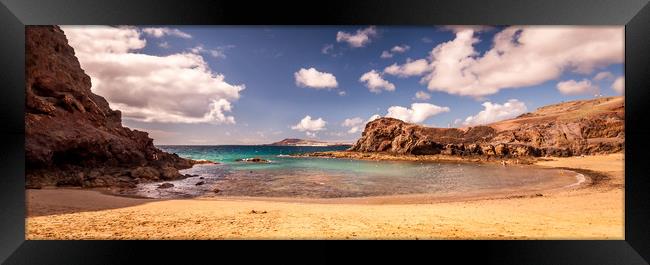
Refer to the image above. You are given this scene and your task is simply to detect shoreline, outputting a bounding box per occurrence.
[291,150,540,165]
[103,152,586,204]
[26,153,624,239]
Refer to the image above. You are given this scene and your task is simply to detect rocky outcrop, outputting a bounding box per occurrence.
[26,26,195,188]
[350,97,624,157]
[235,157,270,163]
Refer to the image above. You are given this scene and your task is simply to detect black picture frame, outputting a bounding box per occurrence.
[1,0,649,264]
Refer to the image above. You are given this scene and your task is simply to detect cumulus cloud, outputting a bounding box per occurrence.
[63,26,146,54]
[381,44,410,58]
[61,26,244,124]
[556,79,599,95]
[385,103,450,123]
[423,26,623,97]
[593,71,615,81]
[463,99,527,126]
[341,117,364,133]
[385,27,623,97]
[414,91,431,100]
[294,68,338,89]
[612,76,624,94]
[142,27,192,39]
[336,26,378,48]
[291,116,327,136]
[359,70,395,93]
[384,58,430,77]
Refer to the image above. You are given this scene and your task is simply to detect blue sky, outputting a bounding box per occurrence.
[61,26,624,145]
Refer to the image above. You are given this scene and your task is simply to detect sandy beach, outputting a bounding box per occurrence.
[26,153,624,240]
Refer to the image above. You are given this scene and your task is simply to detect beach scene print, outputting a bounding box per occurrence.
[26,25,624,239]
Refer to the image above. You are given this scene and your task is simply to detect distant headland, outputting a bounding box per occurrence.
[265,138,352,147]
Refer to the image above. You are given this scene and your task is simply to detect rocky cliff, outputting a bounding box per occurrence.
[350,96,624,157]
[26,26,195,188]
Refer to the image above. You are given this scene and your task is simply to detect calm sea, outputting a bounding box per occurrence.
[127,145,581,199]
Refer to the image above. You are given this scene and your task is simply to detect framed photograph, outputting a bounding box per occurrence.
[1,0,649,264]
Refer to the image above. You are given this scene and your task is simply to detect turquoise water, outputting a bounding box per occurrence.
[158,145,350,171]
[130,145,581,199]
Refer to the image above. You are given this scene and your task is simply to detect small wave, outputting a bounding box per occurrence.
[564,173,586,188]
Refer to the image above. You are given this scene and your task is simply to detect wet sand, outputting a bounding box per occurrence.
[26,153,624,239]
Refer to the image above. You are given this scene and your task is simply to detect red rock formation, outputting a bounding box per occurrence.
[350,97,624,157]
[25,26,194,188]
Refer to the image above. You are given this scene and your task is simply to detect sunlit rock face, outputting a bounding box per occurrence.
[350,97,624,157]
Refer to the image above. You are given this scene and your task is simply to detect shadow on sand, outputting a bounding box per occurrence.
[26,188,167,217]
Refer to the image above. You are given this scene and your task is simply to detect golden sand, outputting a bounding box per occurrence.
[26,153,624,239]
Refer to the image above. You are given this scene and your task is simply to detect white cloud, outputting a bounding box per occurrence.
[380,51,393,59]
[111,98,236,124]
[556,79,599,95]
[291,116,327,135]
[385,103,450,123]
[343,115,384,133]
[341,117,364,133]
[338,91,346,96]
[347,127,361,134]
[336,26,378,48]
[142,27,192,39]
[612,76,624,94]
[61,26,243,124]
[384,58,430,77]
[380,44,410,59]
[421,37,433,43]
[359,70,395,93]
[593,71,614,81]
[63,26,146,54]
[463,99,527,126]
[414,26,624,97]
[342,117,363,127]
[294,68,338,89]
[391,44,410,53]
[414,91,431,100]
